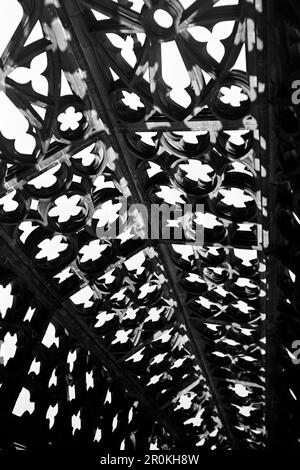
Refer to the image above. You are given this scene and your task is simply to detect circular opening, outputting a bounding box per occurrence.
[153,9,173,28]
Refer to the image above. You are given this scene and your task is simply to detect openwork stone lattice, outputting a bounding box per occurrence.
[0,0,292,453]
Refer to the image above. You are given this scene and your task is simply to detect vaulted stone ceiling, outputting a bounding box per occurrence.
[0,0,299,452]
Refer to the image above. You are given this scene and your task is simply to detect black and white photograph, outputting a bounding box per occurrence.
[0,0,296,462]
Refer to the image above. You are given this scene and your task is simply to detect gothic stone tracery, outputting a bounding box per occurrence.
[0,0,294,452]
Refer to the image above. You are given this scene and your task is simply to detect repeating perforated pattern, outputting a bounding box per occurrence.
[0,0,270,450]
